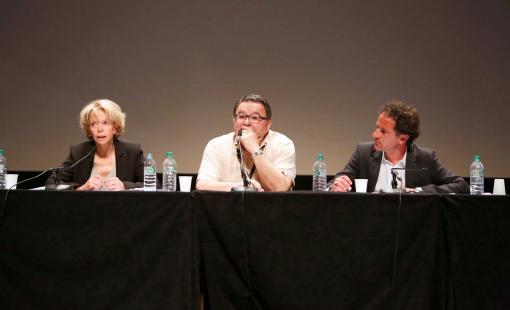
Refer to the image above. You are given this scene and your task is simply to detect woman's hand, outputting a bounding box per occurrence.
[102,177,125,191]
[77,176,103,191]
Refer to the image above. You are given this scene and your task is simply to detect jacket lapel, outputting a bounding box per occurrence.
[405,144,418,187]
[114,140,126,180]
[368,149,382,192]
[75,142,95,185]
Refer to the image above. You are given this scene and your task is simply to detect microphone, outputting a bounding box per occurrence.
[45,146,96,190]
[232,130,257,192]
[390,167,428,190]
[234,129,244,146]
[236,130,249,186]
[0,146,96,226]
[3,146,97,191]
[386,165,429,309]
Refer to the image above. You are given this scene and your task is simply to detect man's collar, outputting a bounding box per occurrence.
[382,150,407,167]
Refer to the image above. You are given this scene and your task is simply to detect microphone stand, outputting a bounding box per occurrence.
[390,169,404,193]
[386,166,428,307]
[45,168,67,190]
[45,146,96,190]
[231,132,257,192]
[389,167,429,193]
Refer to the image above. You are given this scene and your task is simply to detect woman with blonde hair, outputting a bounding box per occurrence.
[46,99,144,190]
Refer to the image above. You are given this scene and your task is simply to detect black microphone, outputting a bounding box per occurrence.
[45,146,96,190]
[237,130,248,186]
[232,130,257,192]
[0,146,96,226]
[55,146,96,172]
[237,130,251,186]
[390,167,428,190]
[386,165,429,309]
[3,146,97,191]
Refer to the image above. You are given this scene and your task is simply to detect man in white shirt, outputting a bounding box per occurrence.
[196,94,296,192]
[331,100,468,193]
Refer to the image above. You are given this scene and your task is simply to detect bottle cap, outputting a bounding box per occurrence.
[147,153,153,160]
[0,150,4,156]
[473,155,480,161]
[165,151,174,159]
[316,153,324,161]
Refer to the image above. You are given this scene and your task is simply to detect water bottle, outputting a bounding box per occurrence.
[144,153,157,191]
[470,155,484,195]
[162,151,177,191]
[0,150,6,189]
[312,153,327,191]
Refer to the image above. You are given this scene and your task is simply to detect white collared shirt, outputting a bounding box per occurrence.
[197,130,296,184]
[374,151,407,192]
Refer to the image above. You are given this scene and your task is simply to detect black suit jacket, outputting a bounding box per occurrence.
[336,142,469,193]
[46,139,144,189]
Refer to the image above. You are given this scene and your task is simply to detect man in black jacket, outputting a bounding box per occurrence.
[331,100,468,193]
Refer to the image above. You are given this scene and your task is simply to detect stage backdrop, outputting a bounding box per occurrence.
[1,0,509,177]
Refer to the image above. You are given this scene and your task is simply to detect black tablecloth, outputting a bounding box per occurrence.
[445,195,510,310]
[0,190,195,310]
[196,192,450,309]
[1,190,509,309]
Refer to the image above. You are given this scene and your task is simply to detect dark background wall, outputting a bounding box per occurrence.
[1,0,509,176]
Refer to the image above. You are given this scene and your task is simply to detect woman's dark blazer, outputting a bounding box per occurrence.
[45,139,144,189]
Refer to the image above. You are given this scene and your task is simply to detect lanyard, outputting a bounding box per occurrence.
[236,144,266,180]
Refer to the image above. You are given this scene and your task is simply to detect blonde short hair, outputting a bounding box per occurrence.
[79,99,126,138]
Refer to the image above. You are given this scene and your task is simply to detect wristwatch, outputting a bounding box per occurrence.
[252,148,264,158]
[415,187,423,193]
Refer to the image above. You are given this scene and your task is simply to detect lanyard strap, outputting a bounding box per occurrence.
[236,144,266,180]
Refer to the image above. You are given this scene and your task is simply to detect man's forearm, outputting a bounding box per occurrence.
[252,155,292,191]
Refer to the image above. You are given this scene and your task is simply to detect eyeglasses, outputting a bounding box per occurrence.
[89,120,112,128]
[235,113,268,123]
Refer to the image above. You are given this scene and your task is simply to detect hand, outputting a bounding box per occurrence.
[249,179,264,192]
[239,126,260,153]
[102,177,125,191]
[78,176,103,191]
[331,175,353,192]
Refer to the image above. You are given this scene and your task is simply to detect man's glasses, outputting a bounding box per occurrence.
[235,113,268,123]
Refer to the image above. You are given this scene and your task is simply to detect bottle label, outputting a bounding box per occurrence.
[471,171,484,178]
[145,166,155,174]
[314,168,326,177]
[165,167,176,174]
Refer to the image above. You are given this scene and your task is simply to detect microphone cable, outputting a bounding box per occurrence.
[236,131,252,187]
[238,186,263,308]
[386,181,404,310]
[0,146,96,227]
[0,168,53,226]
[386,166,430,308]
[240,189,252,289]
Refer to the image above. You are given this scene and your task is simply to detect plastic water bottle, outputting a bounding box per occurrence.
[313,153,327,191]
[470,155,484,195]
[162,151,177,191]
[0,150,6,189]
[144,153,157,191]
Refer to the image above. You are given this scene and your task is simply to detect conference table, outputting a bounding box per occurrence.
[0,190,509,309]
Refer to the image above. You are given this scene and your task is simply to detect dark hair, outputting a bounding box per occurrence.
[232,94,272,119]
[378,100,420,145]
